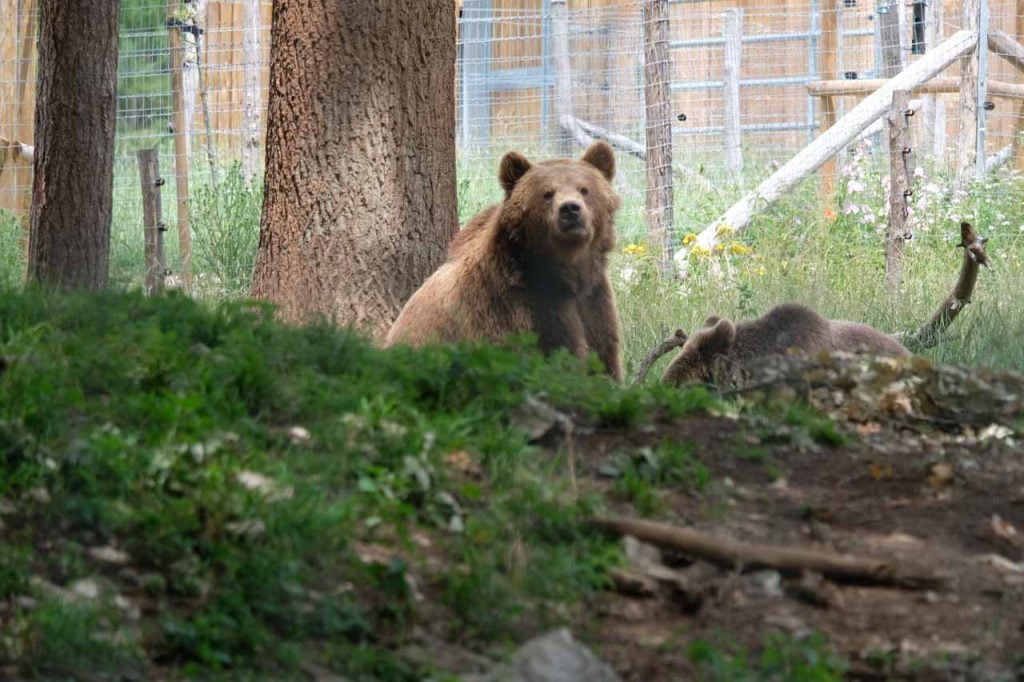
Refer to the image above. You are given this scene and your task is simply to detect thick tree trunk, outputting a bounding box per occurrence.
[27,0,119,289]
[252,0,458,334]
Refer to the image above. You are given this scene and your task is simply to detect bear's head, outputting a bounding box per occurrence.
[662,317,737,385]
[495,141,620,262]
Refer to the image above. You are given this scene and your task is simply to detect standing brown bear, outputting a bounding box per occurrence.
[385,141,623,381]
[662,303,909,386]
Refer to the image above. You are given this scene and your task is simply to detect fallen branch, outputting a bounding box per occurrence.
[592,516,944,589]
[631,329,688,385]
[905,222,990,350]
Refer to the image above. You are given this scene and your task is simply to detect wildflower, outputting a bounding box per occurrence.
[682,233,697,246]
[690,245,711,258]
[848,179,866,193]
[715,224,735,237]
[715,243,726,253]
[622,242,647,256]
[728,242,752,256]
[823,207,836,221]
[756,265,766,277]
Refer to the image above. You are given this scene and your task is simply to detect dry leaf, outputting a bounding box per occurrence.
[444,450,482,478]
[870,462,894,481]
[856,422,883,436]
[927,462,954,488]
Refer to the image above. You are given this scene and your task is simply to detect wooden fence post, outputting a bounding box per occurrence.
[167,0,193,292]
[241,0,261,185]
[878,0,904,78]
[722,8,743,183]
[1015,0,1024,170]
[956,0,980,192]
[886,90,912,292]
[137,149,167,296]
[643,0,674,275]
[551,0,574,157]
[974,0,990,182]
[819,0,839,201]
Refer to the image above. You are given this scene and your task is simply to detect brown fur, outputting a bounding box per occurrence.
[662,303,909,386]
[385,141,624,380]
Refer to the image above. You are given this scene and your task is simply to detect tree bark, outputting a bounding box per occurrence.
[252,0,458,334]
[27,0,120,289]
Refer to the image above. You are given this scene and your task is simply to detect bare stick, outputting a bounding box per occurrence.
[631,329,687,386]
[906,222,990,349]
[593,516,944,589]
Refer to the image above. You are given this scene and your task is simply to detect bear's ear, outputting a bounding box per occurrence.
[499,151,532,196]
[581,141,615,181]
[702,314,722,328]
[698,318,736,356]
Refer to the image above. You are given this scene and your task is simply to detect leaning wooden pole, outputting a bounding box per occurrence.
[167,0,193,292]
[642,0,675,275]
[678,29,976,262]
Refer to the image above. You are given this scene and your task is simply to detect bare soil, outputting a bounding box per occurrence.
[572,414,1024,681]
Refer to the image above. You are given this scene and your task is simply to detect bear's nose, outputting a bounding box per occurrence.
[559,202,582,217]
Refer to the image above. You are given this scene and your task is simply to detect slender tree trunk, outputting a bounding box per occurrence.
[252,0,458,334]
[28,0,120,289]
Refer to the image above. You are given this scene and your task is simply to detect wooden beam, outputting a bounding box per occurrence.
[679,29,977,260]
[878,0,903,78]
[988,30,1024,74]
[807,77,1024,99]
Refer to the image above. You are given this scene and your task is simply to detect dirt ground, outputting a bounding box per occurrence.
[573,411,1024,681]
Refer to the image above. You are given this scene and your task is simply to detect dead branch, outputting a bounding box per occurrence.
[631,328,688,385]
[592,516,944,589]
[906,222,990,349]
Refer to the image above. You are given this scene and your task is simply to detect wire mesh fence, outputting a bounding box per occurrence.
[2,0,1023,285]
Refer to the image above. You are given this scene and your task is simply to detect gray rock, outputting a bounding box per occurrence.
[482,628,620,682]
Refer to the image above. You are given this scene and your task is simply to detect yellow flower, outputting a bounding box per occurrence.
[728,242,753,256]
[714,243,726,253]
[682,233,697,246]
[622,242,647,256]
[715,224,735,237]
[756,265,767,277]
[690,245,712,258]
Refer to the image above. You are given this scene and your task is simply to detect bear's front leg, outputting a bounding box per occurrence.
[530,300,588,361]
[579,274,623,382]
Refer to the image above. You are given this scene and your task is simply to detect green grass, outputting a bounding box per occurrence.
[0,287,721,677]
[5,146,1024,377]
[688,632,848,681]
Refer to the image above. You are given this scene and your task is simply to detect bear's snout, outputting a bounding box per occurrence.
[557,201,585,232]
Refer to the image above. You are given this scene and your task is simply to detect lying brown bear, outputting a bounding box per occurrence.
[385,141,623,380]
[662,303,909,386]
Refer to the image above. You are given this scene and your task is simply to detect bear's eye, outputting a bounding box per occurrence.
[543,190,555,201]
[579,187,589,196]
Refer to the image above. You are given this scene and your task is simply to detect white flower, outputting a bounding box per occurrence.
[848,180,866,193]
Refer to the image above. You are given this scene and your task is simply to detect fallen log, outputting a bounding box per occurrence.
[592,516,944,589]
